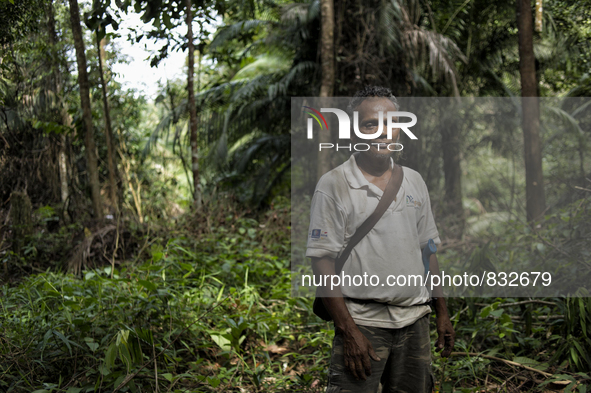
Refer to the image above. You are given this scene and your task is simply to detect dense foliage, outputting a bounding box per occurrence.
[1,0,591,391]
[2,200,591,391]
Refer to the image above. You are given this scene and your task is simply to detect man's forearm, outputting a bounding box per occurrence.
[311,257,382,379]
[312,256,357,332]
[429,253,455,355]
[429,253,449,318]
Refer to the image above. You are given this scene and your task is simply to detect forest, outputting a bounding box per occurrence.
[0,0,590,391]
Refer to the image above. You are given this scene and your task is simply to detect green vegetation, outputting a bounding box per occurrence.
[1,0,591,391]
[3,202,591,391]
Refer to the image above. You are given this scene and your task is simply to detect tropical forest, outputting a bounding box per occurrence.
[0,0,590,391]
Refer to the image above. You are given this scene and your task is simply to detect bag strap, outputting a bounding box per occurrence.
[334,164,404,275]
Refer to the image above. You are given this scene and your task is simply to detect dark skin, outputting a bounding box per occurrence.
[312,98,455,381]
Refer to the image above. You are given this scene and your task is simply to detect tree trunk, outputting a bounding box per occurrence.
[46,0,71,208]
[10,191,32,254]
[317,0,335,180]
[440,102,464,236]
[186,0,201,208]
[517,0,546,222]
[58,135,69,204]
[97,32,119,213]
[68,0,102,217]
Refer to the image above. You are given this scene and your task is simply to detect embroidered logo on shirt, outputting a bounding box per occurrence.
[310,229,328,241]
[406,195,422,208]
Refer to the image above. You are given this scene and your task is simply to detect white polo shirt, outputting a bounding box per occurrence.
[306,154,441,328]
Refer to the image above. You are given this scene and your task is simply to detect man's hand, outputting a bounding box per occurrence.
[429,254,456,358]
[313,256,381,379]
[340,326,381,380]
[435,314,455,357]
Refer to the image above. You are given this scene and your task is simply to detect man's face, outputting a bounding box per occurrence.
[353,97,400,161]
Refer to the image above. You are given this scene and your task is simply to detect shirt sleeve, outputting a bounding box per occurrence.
[305,190,347,259]
[417,179,441,249]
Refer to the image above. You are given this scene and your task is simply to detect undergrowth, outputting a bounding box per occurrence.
[1,197,591,392]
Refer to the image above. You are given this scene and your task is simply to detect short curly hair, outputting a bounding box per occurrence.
[346,86,399,117]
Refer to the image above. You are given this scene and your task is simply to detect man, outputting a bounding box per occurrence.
[306,86,455,393]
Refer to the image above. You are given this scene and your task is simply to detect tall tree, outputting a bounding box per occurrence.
[68,0,103,217]
[46,0,72,207]
[186,0,201,208]
[440,103,465,234]
[517,0,545,221]
[96,32,119,212]
[317,0,335,180]
[119,0,221,208]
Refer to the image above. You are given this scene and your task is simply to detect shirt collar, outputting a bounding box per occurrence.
[344,154,394,193]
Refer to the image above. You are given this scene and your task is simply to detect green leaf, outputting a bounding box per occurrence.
[207,376,221,388]
[99,364,111,376]
[53,329,73,356]
[572,340,590,366]
[129,337,143,363]
[136,328,154,345]
[209,332,232,351]
[40,328,52,359]
[513,356,540,367]
[105,342,118,369]
[113,374,126,389]
[162,13,172,29]
[500,313,512,325]
[179,262,193,271]
[86,342,99,352]
[161,373,173,382]
[119,342,133,371]
[128,380,138,393]
[570,346,580,368]
[97,29,106,42]
[117,330,130,346]
[138,279,157,291]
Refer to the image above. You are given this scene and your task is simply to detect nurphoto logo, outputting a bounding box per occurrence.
[303,106,418,152]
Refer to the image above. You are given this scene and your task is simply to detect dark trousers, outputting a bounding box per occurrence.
[326,313,433,393]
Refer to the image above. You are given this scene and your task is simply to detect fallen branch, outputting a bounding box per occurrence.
[510,315,563,320]
[449,352,570,384]
[474,300,556,308]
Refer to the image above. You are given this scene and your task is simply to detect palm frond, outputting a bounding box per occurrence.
[280,2,317,24]
[545,105,585,138]
[209,20,271,51]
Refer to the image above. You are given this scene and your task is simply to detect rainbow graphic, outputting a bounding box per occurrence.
[303,106,328,130]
